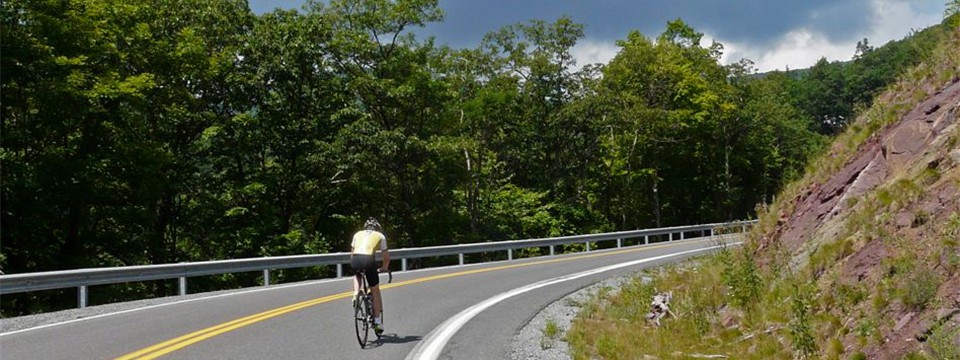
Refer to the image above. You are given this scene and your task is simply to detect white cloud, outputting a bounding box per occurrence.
[717,29,855,72]
[716,0,943,72]
[570,0,944,73]
[571,38,620,68]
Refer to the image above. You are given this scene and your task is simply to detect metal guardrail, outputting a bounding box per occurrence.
[0,220,756,308]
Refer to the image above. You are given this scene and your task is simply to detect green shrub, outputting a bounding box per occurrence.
[789,282,818,357]
[720,247,763,311]
[928,324,960,360]
[900,267,940,311]
[901,351,932,360]
[835,284,868,312]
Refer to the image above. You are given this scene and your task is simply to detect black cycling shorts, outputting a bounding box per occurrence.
[351,254,379,287]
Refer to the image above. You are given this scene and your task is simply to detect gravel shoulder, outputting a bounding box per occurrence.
[509,274,635,360]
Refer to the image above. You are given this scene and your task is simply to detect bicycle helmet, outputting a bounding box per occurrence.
[363,217,382,232]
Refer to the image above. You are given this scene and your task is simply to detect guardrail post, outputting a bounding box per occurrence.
[459,253,464,265]
[508,249,513,261]
[710,228,714,237]
[179,277,187,296]
[742,224,747,233]
[585,242,590,252]
[644,235,649,244]
[337,264,343,278]
[78,286,88,308]
[402,258,407,271]
[680,232,685,240]
[549,245,554,256]
[617,238,622,248]
[263,269,270,286]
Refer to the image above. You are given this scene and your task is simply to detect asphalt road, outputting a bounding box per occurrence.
[0,236,735,360]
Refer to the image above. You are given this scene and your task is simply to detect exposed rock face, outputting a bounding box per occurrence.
[760,77,960,359]
[771,79,960,253]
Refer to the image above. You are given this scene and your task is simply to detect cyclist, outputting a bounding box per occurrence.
[350,217,390,334]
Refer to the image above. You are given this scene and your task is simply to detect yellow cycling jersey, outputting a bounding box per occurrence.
[351,230,386,255]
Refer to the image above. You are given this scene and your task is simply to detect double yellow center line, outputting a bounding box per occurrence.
[116,240,703,359]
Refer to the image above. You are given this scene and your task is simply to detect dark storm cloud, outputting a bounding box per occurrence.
[422,0,874,49]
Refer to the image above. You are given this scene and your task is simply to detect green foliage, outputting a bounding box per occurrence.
[568,254,792,359]
[540,318,561,349]
[789,282,819,358]
[947,0,960,19]
[899,266,940,311]
[928,324,960,360]
[719,247,763,310]
[784,18,953,135]
[544,318,560,339]
[810,237,856,275]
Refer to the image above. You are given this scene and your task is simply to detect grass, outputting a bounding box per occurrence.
[540,318,561,349]
[928,324,960,360]
[566,253,794,360]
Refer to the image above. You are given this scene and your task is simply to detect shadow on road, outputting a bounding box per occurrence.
[376,333,422,346]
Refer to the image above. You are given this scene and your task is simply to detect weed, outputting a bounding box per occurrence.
[719,247,763,311]
[544,318,560,339]
[854,319,877,347]
[944,212,960,273]
[835,284,868,313]
[789,282,818,357]
[826,337,844,359]
[810,237,856,276]
[850,351,868,360]
[885,254,916,278]
[945,212,960,246]
[540,318,560,349]
[872,281,891,314]
[902,351,932,360]
[899,267,940,311]
[919,167,940,186]
[913,210,930,228]
[928,324,960,360]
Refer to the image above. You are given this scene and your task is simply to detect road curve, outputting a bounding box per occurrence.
[0,236,735,360]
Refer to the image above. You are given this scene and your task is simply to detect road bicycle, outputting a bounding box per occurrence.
[353,268,392,348]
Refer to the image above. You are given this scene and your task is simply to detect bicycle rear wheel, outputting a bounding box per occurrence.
[354,297,370,347]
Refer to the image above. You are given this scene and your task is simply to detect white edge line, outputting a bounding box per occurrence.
[406,242,740,360]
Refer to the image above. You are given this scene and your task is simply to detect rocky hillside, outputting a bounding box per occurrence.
[753,25,960,359]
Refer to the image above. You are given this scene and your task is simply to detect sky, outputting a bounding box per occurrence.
[247,0,947,72]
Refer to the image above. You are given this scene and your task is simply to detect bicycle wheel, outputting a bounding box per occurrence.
[354,295,370,347]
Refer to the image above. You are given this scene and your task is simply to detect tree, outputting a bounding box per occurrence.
[311,0,459,249]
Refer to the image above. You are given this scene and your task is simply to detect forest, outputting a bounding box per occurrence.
[0,0,947,314]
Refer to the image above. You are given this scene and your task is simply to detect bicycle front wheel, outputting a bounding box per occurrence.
[354,300,370,347]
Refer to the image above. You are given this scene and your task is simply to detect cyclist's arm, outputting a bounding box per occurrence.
[349,232,358,257]
[379,249,390,272]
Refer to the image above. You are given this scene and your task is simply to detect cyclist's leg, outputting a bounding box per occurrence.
[371,285,382,320]
[364,261,382,327]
